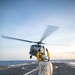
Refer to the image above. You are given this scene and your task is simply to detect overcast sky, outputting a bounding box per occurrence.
[0,0,75,60]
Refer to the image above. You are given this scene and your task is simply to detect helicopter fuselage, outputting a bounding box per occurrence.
[29,44,45,56]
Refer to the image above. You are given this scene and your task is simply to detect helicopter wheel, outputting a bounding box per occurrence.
[30,55,32,59]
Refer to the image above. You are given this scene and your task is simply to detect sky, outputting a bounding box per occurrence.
[0,0,75,60]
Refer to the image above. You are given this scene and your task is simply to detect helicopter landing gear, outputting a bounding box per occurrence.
[30,55,32,59]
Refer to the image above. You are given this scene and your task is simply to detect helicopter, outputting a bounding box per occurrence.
[2,25,62,59]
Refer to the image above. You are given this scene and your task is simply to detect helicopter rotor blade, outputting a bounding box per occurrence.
[1,36,38,43]
[1,36,70,46]
[40,25,59,42]
[41,43,70,46]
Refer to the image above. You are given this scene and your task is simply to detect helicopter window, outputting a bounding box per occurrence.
[30,45,41,51]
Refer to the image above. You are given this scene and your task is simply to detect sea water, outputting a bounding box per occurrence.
[0,60,37,66]
[0,59,75,66]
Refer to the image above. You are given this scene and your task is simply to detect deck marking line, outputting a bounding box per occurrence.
[23,68,38,75]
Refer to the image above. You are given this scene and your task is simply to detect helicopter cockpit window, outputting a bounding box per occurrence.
[30,45,41,51]
[34,45,41,51]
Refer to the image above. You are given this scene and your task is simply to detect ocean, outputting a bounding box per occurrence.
[0,60,37,66]
[0,59,75,66]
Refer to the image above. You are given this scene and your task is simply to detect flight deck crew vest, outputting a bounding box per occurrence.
[36,50,50,62]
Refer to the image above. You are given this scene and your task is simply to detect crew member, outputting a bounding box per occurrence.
[36,48,50,62]
[38,55,53,75]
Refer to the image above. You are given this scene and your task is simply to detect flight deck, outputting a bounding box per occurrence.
[0,62,75,75]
